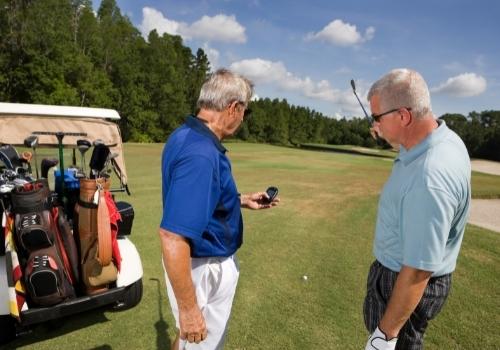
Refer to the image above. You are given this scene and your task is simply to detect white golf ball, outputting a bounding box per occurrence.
[302,275,308,281]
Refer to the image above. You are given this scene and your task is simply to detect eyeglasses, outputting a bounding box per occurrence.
[371,107,411,123]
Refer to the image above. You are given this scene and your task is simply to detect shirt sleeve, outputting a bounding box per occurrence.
[160,154,219,241]
[401,186,457,272]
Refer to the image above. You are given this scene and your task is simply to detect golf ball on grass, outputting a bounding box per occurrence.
[302,275,308,281]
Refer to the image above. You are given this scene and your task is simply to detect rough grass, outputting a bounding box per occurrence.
[7,143,499,350]
[471,171,500,198]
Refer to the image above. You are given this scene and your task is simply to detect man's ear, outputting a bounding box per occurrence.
[227,101,238,117]
[400,108,412,126]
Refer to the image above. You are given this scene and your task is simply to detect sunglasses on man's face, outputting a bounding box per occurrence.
[371,107,412,123]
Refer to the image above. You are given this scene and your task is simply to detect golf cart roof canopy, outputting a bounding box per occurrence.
[0,102,128,186]
[0,102,120,119]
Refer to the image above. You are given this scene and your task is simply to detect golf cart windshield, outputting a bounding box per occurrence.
[0,102,129,188]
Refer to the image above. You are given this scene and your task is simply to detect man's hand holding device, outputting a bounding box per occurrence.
[240,186,279,209]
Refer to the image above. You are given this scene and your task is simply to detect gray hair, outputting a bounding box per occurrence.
[197,68,254,111]
[368,68,432,119]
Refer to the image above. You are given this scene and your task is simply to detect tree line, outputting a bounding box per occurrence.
[441,112,500,161]
[0,0,498,161]
[0,0,209,142]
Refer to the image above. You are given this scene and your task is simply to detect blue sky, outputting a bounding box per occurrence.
[95,0,500,119]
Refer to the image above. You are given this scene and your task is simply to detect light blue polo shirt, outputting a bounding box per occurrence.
[374,120,471,276]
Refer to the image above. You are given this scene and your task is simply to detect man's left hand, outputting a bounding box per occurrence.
[365,327,397,350]
[240,192,279,210]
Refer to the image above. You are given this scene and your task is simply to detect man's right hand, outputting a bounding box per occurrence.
[159,229,208,344]
[179,304,208,344]
[365,327,397,350]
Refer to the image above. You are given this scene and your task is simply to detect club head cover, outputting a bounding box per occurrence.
[89,144,110,177]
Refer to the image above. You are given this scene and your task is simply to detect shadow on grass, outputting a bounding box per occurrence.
[151,278,172,350]
[299,144,395,159]
[2,279,174,350]
[6,306,111,349]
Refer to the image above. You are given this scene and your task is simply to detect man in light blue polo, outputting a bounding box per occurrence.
[363,69,471,350]
[159,69,279,350]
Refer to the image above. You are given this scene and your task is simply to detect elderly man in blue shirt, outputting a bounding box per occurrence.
[363,69,471,350]
[159,68,279,350]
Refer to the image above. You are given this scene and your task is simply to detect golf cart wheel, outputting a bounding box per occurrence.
[0,315,16,345]
[114,279,143,310]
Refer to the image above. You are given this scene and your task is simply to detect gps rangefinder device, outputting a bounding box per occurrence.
[265,186,279,203]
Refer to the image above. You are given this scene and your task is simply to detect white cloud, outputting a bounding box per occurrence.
[203,43,220,70]
[230,58,364,116]
[139,7,184,38]
[185,14,246,43]
[139,7,246,43]
[306,19,375,46]
[431,73,487,97]
[230,59,288,84]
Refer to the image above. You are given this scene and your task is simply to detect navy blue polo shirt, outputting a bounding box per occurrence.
[160,115,243,257]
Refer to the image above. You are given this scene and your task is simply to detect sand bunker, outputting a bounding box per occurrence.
[469,160,500,233]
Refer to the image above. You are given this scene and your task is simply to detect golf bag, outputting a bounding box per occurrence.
[11,180,78,306]
[24,245,75,306]
[75,177,119,294]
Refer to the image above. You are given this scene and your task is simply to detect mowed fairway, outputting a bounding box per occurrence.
[8,143,500,350]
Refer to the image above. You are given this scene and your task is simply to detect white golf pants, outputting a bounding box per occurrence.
[165,255,240,350]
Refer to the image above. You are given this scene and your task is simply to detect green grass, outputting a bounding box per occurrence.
[472,171,500,198]
[301,143,398,158]
[7,143,500,349]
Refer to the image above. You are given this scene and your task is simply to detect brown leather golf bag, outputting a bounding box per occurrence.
[75,178,118,294]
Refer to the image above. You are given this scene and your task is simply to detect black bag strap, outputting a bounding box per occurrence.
[77,199,98,209]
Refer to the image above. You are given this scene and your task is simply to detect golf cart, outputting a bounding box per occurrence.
[0,102,143,344]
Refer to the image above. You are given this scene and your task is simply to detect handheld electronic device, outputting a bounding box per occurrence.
[265,186,279,203]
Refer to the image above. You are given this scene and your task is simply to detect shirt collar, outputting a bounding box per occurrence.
[185,115,227,153]
[396,119,448,166]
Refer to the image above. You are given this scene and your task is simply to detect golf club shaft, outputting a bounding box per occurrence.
[353,89,371,121]
[33,147,39,179]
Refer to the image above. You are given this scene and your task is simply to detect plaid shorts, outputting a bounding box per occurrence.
[363,260,452,350]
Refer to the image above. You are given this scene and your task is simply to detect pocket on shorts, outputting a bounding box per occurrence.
[416,274,451,321]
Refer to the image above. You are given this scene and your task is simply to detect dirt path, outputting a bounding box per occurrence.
[468,199,500,233]
[471,159,500,176]
[469,160,500,233]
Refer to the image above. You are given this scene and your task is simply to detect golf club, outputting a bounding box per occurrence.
[93,139,104,146]
[41,158,59,179]
[77,139,91,177]
[350,79,371,122]
[351,79,382,140]
[91,138,105,178]
[0,182,15,194]
[24,135,39,179]
[0,145,15,170]
[20,151,33,174]
[32,131,87,206]
[99,152,119,178]
[89,143,110,179]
